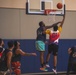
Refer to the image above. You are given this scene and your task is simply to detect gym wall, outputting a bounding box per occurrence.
[0,0,76,10]
[0,8,76,39]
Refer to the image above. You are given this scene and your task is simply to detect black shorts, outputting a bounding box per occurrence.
[0,62,8,71]
[48,44,59,55]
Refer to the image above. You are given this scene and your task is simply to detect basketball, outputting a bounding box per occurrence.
[57,3,63,9]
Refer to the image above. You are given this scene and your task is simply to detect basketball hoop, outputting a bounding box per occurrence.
[44,9,56,15]
[44,9,51,15]
[44,9,56,24]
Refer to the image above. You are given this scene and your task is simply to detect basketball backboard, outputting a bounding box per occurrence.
[26,0,65,16]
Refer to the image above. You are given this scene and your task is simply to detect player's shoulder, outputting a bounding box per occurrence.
[58,25,62,28]
[58,26,62,33]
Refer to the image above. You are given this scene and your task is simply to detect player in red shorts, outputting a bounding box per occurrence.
[11,41,37,75]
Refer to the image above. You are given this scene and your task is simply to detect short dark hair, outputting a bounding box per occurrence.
[39,21,45,27]
[53,25,58,31]
[14,41,18,47]
[7,40,14,48]
[0,38,3,45]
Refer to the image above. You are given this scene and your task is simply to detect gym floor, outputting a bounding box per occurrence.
[12,73,67,75]
[22,72,76,75]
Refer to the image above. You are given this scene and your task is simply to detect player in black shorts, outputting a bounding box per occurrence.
[45,14,65,74]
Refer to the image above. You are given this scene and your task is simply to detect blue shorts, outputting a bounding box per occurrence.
[35,41,45,51]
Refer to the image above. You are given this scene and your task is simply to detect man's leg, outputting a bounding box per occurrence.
[40,51,48,71]
[46,53,51,63]
[52,44,58,74]
[53,55,57,70]
[73,63,76,73]
[45,53,51,67]
[45,44,52,67]
[40,51,45,68]
[52,55,57,74]
[66,62,72,75]
[36,41,48,71]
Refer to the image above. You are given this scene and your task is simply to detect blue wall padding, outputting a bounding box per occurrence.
[3,39,76,73]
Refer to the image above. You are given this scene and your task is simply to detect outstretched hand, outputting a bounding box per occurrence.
[31,53,37,56]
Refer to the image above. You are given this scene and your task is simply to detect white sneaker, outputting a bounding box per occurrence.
[46,64,50,68]
[52,69,57,74]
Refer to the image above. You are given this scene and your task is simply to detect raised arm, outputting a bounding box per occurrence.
[42,21,61,34]
[45,21,61,29]
[59,14,65,27]
[59,4,66,27]
[17,49,37,56]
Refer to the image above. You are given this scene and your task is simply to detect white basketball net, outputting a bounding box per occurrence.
[45,10,56,24]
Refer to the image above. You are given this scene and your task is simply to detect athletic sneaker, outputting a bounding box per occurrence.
[52,69,57,74]
[46,64,50,68]
[40,67,48,71]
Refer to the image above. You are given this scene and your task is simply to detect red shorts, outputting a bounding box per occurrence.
[12,61,21,75]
